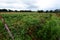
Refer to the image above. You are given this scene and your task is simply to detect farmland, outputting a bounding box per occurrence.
[0,12,60,40]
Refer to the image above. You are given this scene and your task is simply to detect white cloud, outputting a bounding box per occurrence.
[0,0,60,10]
[34,0,56,10]
[0,0,28,10]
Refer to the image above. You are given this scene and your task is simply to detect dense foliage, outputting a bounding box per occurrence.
[0,12,60,40]
[0,9,60,13]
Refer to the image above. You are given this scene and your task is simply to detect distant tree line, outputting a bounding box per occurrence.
[37,9,60,13]
[0,9,60,13]
[0,9,13,12]
[0,9,32,12]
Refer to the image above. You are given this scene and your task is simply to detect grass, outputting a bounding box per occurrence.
[0,12,60,40]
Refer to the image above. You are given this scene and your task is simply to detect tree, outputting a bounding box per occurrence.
[0,9,8,12]
[8,9,13,12]
[49,10,54,13]
[20,10,32,12]
[37,10,44,13]
[15,10,18,12]
[54,9,60,13]
[45,10,49,13]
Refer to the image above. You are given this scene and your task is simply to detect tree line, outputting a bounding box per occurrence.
[37,9,60,13]
[0,9,60,13]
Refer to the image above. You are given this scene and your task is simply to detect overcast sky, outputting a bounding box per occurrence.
[0,0,60,11]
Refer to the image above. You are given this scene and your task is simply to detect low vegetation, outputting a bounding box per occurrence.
[0,12,60,40]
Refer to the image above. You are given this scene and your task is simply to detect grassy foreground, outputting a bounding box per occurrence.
[0,12,60,40]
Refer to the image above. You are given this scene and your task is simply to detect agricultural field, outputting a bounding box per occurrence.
[0,12,60,40]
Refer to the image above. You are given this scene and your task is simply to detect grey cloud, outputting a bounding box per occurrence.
[0,0,60,10]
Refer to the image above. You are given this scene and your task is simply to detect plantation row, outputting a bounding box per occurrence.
[0,13,60,40]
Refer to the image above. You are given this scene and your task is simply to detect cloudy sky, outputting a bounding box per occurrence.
[0,0,60,11]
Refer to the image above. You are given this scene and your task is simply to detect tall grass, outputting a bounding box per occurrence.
[0,12,60,40]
